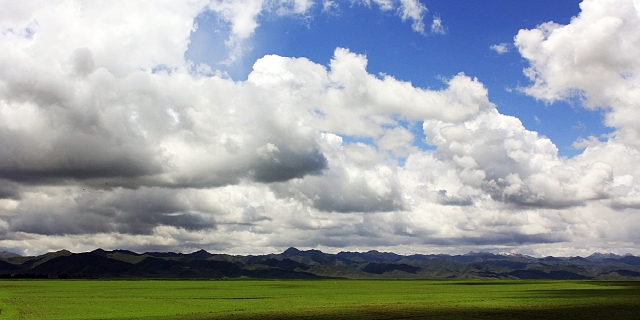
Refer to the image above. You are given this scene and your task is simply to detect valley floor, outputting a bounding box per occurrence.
[0,279,639,319]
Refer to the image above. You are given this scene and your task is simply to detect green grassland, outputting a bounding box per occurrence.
[1,280,639,319]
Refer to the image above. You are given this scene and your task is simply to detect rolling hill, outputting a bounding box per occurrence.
[1,248,640,280]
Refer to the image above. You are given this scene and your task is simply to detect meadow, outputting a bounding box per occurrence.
[0,280,639,319]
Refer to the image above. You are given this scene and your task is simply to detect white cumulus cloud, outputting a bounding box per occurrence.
[490,43,510,54]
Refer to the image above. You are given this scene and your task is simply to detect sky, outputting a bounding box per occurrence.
[1,0,640,257]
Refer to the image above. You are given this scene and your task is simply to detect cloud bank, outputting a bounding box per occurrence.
[1,0,639,256]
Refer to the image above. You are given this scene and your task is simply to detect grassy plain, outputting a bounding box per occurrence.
[0,280,639,319]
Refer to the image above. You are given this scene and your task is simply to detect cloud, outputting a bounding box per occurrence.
[515,0,640,141]
[490,43,510,54]
[251,145,327,183]
[572,121,587,131]
[365,0,428,34]
[0,1,481,193]
[322,0,340,14]
[431,15,445,34]
[2,0,640,256]
[1,30,339,189]
[398,0,428,33]
[376,127,416,157]
[5,187,217,236]
[416,108,615,209]
[515,0,640,211]
[270,133,407,213]
[0,0,487,249]
[0,180,21,200]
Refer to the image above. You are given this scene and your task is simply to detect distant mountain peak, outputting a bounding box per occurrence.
[587,252,622,260]
[91,248,109,256]
[282,247,301,255]
[281,247,327,258]
[188,249,212,259]
[112,249,140,256]
[0,249,21,259]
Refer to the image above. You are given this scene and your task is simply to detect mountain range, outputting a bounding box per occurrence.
[1,248,640,280]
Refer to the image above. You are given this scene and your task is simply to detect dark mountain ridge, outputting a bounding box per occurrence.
[1,248,639,280]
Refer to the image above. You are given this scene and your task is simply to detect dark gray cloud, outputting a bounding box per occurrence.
[0,127,162,184]
[0,180,21,199]
[427,233,568,246]
[482,180,587,209]
[8,211,112,235]
[5,187,216,236]
[434,190,474,206]
[250,146,327,183]
[79,188,217,235]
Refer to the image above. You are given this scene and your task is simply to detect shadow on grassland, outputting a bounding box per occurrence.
[525,280,640,299]
[142,284,640,320]
[143,303,640,320]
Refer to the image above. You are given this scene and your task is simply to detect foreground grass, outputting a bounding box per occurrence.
[1,280,639,319]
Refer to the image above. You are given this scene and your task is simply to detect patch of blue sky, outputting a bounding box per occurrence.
[185,11,239,75]
[407,121,434,151]
[185,0,613,158]
[339,134,375,146]
[150,64,178,74]
[340,119,434,152]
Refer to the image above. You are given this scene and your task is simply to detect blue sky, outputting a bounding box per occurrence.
[2,0,640,256]
[186,0,608,157]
